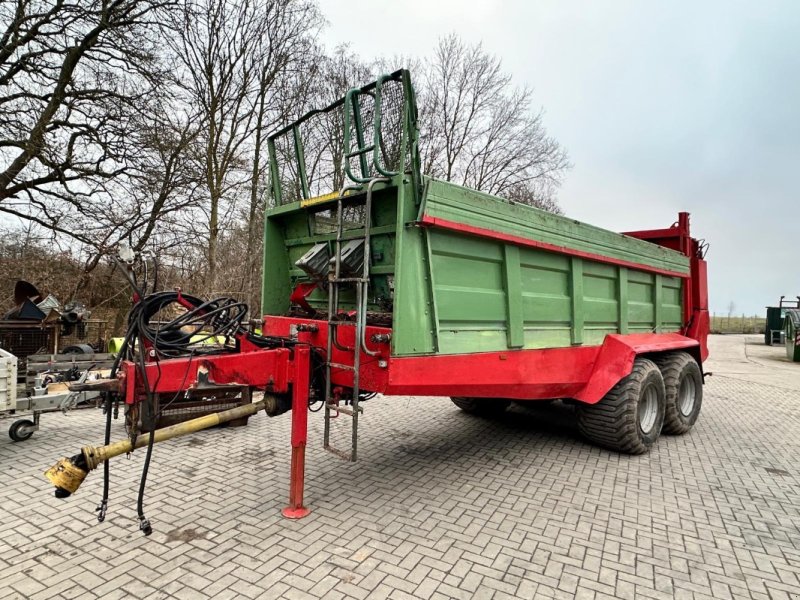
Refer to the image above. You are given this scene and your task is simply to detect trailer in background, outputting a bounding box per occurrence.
[765,296,800,345]
[784,309,800,362]
[0,349,114,441]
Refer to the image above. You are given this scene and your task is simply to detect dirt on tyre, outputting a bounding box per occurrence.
[451,397,510,416]
[577,358,665,454]
[654,352,702,434]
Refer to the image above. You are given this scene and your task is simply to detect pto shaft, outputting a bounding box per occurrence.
[45,398,269,497]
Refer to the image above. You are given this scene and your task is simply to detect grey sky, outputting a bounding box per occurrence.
[322,0,799,316]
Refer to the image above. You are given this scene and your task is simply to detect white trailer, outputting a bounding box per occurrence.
[1,348,113,441]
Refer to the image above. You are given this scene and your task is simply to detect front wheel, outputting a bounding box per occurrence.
[9,419,36,442]
[451,397,510,416]
[577,358,666,454]
[654,352,703,434]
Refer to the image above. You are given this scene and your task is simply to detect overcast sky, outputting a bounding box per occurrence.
[322,0,799,316]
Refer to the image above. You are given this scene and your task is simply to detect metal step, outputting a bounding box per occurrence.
[324,445,353,461]
[325,402,361,416]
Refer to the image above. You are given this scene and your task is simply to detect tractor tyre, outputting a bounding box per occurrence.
[451,397,510,416]
[654,352,703,435]
[577,358,665,455]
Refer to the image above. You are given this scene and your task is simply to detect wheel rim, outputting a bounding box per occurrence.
[639,385,659,433]
[678,376,696,417]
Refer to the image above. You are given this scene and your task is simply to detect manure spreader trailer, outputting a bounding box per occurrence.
[46,70,710,535]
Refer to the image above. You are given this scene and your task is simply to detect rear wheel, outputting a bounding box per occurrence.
[654,352,702,434]
[451,397,510,416]
[577,358,665,454]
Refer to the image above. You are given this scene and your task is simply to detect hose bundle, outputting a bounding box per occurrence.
[115,291,294,361]
[118,292,244,359]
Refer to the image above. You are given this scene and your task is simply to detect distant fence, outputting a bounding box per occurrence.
[710,314,766,334]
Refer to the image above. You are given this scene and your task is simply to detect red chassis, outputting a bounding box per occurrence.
[116,213,708,519]
[118,320,705,519]
[119,344,312,518]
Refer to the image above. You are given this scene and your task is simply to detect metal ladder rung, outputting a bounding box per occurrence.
[326,403,361,416]
[324,446,353,461]
[327,362,355,371]
[345,145,375,159]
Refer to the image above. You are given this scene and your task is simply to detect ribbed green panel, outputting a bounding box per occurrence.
[422,178,690,276]
[427,230,507,354]
[419,229,684,355]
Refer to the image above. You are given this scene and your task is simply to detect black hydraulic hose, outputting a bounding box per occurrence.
[135,333,155,536]
[151,256,159,295]
[99,401,113,510]
[96,392,113,523]
[95,323,137,522]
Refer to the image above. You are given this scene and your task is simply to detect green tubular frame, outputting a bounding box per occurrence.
[267,69,422,205]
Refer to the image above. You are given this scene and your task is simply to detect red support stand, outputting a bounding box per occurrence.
[282,345,311,519]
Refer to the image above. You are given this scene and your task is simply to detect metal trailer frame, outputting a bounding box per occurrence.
[45,70,710,525]
[4,389,103,441]
[1,350,113,441]
[765,296,800,346]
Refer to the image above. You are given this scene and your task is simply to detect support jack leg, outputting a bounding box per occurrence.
[283,345,310,519]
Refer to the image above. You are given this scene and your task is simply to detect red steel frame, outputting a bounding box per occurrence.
[116,213,708,519]
[119,343,313,518]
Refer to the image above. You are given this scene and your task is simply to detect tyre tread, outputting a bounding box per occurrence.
[653,352,702,435]
[577,358,664,455]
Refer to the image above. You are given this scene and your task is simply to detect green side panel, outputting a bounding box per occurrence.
[519,248,572,347]
[391,180,438,355]
[424,230,507,354]
[422,179,691,275]
[405,227,685,356]
[262,215,292,315]
[662,276,683,331]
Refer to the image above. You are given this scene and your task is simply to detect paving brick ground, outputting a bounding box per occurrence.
[1,335,799,599]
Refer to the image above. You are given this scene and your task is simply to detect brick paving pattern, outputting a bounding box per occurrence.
[1,335,799,599]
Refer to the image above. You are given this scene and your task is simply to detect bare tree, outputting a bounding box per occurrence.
[167,0,320,291]
[0,0,173,205]
[0,0,208,296]
[418,34,569,211]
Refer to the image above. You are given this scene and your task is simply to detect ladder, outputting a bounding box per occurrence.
[323,75,405,461]
[323,177,388,461]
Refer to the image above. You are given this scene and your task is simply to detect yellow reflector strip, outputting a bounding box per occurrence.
[301,190,344,208]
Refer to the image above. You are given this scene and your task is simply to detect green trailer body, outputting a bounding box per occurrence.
[262,177,690,357]
[257,68,708,463]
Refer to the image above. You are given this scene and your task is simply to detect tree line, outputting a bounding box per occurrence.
[0,0,569,316]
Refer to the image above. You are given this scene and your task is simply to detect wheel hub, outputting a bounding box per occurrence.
[678,376,696,417]
[639,385,659,433]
